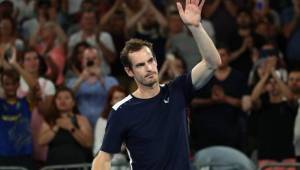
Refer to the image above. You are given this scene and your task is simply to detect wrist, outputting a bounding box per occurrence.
[52,125,59,133]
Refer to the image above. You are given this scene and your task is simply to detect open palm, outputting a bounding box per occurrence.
[177,0,205,26]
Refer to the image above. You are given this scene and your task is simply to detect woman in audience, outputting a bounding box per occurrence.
[38,87,93,166]
[250,57,296,169]
[93,85,127,155]
[93,85,128,168]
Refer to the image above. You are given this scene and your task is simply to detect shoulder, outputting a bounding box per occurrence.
[112,95,133,111]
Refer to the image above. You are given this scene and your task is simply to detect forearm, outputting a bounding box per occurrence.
[273,73,294,100]
[72,129,93,148]
[191,98,215,106]
[92,152,111,170]
[283,15,300,38]
[96,41,116,64]
[11,62,38,89]
[72,77,84,92]
[251,75,268,101]
[100,6,118,27]
[38,127,57,145]
[223,96,241,108]
[188,24,221,68]
[126,8,146,30]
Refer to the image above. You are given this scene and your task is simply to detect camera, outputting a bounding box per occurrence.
[86,60,94,67]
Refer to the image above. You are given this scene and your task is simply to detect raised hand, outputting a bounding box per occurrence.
[176,0,205,27]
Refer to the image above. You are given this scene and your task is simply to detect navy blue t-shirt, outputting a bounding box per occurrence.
[101,73,195,170]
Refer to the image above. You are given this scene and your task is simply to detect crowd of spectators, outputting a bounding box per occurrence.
[1,0,300,169]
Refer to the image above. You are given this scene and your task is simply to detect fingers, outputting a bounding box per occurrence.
[199,0,205,8]
[176,2,184,17]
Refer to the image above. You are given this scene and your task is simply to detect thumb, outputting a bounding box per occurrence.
[176,2,184,18]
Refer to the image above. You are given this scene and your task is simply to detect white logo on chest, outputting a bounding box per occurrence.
[163,97,169,104]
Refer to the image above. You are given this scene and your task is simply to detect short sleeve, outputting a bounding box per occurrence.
[100,110,125,153]
[43,79,56,95]
[169,72,195,103]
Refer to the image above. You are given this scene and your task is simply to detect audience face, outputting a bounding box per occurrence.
[40,22,56,41]
[237,11,252,27]
[23,51,40,74]
[55,90,75,113]
[82,48,101,69]
[266,78,280,96]
[167,14,184,35]
[218,48,230,69]
[80,12,97,32]
[0,18,13,36]
[2,75,19,99]
[111,90,126,106]
[288,71,300,94]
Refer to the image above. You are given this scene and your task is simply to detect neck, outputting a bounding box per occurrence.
[61,111,74,117]
[217,66,230,72]
[133,83,160,99]
[83,29,94,36]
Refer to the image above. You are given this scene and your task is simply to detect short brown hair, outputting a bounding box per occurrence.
[120,38,154,68]
[1,69,19,84]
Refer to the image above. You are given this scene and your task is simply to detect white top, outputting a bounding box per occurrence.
[17,77,56,98]
[68,0,83,14]
[10,0,35,22]
[93,117,107,155]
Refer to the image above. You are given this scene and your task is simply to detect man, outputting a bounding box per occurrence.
[92,0,221,169]
[190,46,247,153]
[288,69,300,162]
[68,9,116,75]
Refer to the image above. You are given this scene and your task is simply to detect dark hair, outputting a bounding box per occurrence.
[101,86,127,119]
[69,41,91,72]
[21,49,48,76]
[120,38,154,68]
[44,86,79,125]
[1,69,19,83]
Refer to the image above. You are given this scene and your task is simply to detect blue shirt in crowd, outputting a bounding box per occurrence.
[0,98,32,156]
[67,76,118,127]
[101,73,195,170]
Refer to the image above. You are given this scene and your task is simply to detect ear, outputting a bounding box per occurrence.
[124,67,134,78]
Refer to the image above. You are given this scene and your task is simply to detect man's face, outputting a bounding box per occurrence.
[125,47,159,87]
[288,71,300,94]
[80,12,96,31]
[2,75,19,98]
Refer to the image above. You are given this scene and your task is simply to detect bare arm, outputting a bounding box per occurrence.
[177,0,221,90]
[38,122,58,145]
[148,0,168,28]
[250,73,269,104]
[271,70,294,101]
[92,151,112,170]
[71,116,93,148]
[126,5,148,30]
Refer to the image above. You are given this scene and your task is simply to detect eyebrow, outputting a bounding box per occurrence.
[134,57,154,67]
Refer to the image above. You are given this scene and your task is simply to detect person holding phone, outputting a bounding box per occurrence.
[67,47,118,128]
